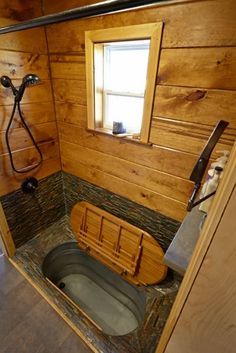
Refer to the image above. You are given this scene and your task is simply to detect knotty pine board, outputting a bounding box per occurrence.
[62,157,187,221]
[60,140,192,204]
[58,122,197,179]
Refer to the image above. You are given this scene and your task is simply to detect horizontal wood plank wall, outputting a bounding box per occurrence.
[44,0,236,221]
[0,3,61,196]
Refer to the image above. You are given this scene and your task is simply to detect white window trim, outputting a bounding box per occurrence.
[85,22,163,144]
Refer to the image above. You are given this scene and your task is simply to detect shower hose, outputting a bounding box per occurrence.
[6,98,43,173]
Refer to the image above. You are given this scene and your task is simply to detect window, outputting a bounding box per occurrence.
[85,23,163,144]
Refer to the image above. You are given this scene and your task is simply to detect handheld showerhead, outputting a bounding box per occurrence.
[1,75,12,88]
[16,73,40,102]
[22,74,40,87]
[0,75,18,95]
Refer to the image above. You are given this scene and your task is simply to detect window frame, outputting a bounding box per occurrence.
[85,22,163,144]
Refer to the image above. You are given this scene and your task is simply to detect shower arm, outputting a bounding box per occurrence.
[187,120,229,212]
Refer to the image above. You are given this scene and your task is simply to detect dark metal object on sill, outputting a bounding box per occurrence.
[21,177,39,193]
[0,0,169,35]
[187,120,229,212]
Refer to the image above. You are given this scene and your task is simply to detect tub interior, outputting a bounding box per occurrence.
[42,242,146,336]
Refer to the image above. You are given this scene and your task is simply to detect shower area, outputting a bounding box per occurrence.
[0,1,235,353]
[0,68,181,350]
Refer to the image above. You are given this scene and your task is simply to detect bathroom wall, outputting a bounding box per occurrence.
[0,1,61,196]
[44,0,236,222]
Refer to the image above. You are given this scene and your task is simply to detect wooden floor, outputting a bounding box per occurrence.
[0,252,92,353]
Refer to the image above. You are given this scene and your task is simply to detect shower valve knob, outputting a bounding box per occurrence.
[21,177,38,193]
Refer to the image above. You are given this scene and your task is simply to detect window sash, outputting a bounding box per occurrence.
[103,42,149,132]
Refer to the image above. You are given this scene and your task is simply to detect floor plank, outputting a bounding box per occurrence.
[0,255,92,353]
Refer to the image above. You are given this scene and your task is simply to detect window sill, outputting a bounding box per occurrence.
[87,128,153,146]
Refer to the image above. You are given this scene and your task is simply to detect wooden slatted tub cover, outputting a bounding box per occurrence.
[71,201,168,286]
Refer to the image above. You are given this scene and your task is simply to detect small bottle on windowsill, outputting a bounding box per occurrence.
[112,121,126,135]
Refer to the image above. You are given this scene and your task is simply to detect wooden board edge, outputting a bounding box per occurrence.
[0,203,15,257]
[9,258,99,353]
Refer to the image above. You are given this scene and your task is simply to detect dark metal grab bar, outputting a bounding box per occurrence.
[0,0,171,35]
[187,120,229,211]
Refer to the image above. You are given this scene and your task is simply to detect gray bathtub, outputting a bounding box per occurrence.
[42,241,146,336]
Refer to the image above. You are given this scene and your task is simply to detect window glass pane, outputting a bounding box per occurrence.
[104,94,144,133]
[104,41,150,94]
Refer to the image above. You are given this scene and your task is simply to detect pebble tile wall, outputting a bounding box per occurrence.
[1,171,180,250]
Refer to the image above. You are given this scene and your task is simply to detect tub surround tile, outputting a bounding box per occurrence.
[62,172,181,251]
[1,171,180,251]
[13,216,181,353]
[0,172,65,248]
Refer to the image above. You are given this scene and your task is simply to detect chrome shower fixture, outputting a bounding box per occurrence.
[0,73,40,102]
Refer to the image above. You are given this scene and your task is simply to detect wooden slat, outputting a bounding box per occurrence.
[58,122,198,179]
[0,0,42,21]
[62,157,187,221]
[157,47,236,90]
[0,122,58,154]
[153,85,236,128]
[150,118,234,156]
[0,157,61,196]
[0,80,53,105]
[0,141,59,176]
[0,50,49,80]
[52,79,86,105]
[55,102,87,127]
[0,102,55,131]
[50,55,86,80]
[61,140,193,203]
[0,19,47,53]
[46,0,236,51]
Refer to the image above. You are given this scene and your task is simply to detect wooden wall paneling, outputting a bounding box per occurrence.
[45,0,236,222]
[157,47,236,90]
[153,86,236,128]
[0,102,55,131]
[0,158,61,197]
[150,118,234,156]
[0,122,58,154]
[62,156,187,221]
[52,79,86,105]
[0,19,47,53]
[55,102,87,127]
[58,122,197,179]
[43,0,115,14]
[0,141,59,176]
[50,54,86,80]
[45,0,236,53]
[0,50,49,80]
[60,140,193,203]
[0,0,42,21]
[0,80,53,105]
